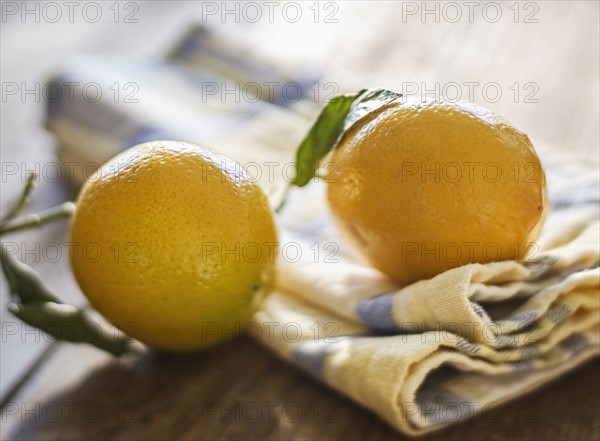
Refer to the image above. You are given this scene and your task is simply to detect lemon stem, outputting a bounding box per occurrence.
[274,182,292,214]
[1,173,37,222]
[0,202,76,236]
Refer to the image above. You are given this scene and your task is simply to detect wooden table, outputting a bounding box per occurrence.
[1,2,599,440]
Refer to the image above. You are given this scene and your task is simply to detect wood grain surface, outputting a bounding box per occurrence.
[1,1,599,440]
[2,341,599,440]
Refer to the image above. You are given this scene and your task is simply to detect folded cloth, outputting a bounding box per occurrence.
[46,25,314,188]
[45,26,600,436]
[256,172,599,435]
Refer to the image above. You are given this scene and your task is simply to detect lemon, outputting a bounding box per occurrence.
[327,99,547,284]
[69,141,278,351]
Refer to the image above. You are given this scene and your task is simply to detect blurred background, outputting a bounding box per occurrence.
[1,1,599,439]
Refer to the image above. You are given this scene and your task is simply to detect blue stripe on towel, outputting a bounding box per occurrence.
[291,341,336,377]
[560,333,589,356]
[356,294,401,332]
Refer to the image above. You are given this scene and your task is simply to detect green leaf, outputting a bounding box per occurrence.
[8,301,131,356]
[1,247,132,357]
[291,88,402,187]
[341,88,403,133]
[291,90,365,186]
[1,246,59,304]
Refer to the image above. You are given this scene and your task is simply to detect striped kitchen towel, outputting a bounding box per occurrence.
[45,25,600,436]
[259,175,598,435]
[46,24,316,190]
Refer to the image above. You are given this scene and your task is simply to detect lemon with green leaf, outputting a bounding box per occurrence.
[290,90,547,284]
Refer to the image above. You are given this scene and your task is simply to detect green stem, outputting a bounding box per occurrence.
[2,174,36,222]
[274,183,292,214]
[0,202,76,236]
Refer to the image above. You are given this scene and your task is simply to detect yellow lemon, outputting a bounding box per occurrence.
[70,141,278,351]
[327,99,547,284]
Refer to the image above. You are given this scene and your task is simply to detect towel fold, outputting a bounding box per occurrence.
[257,195,598,434]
